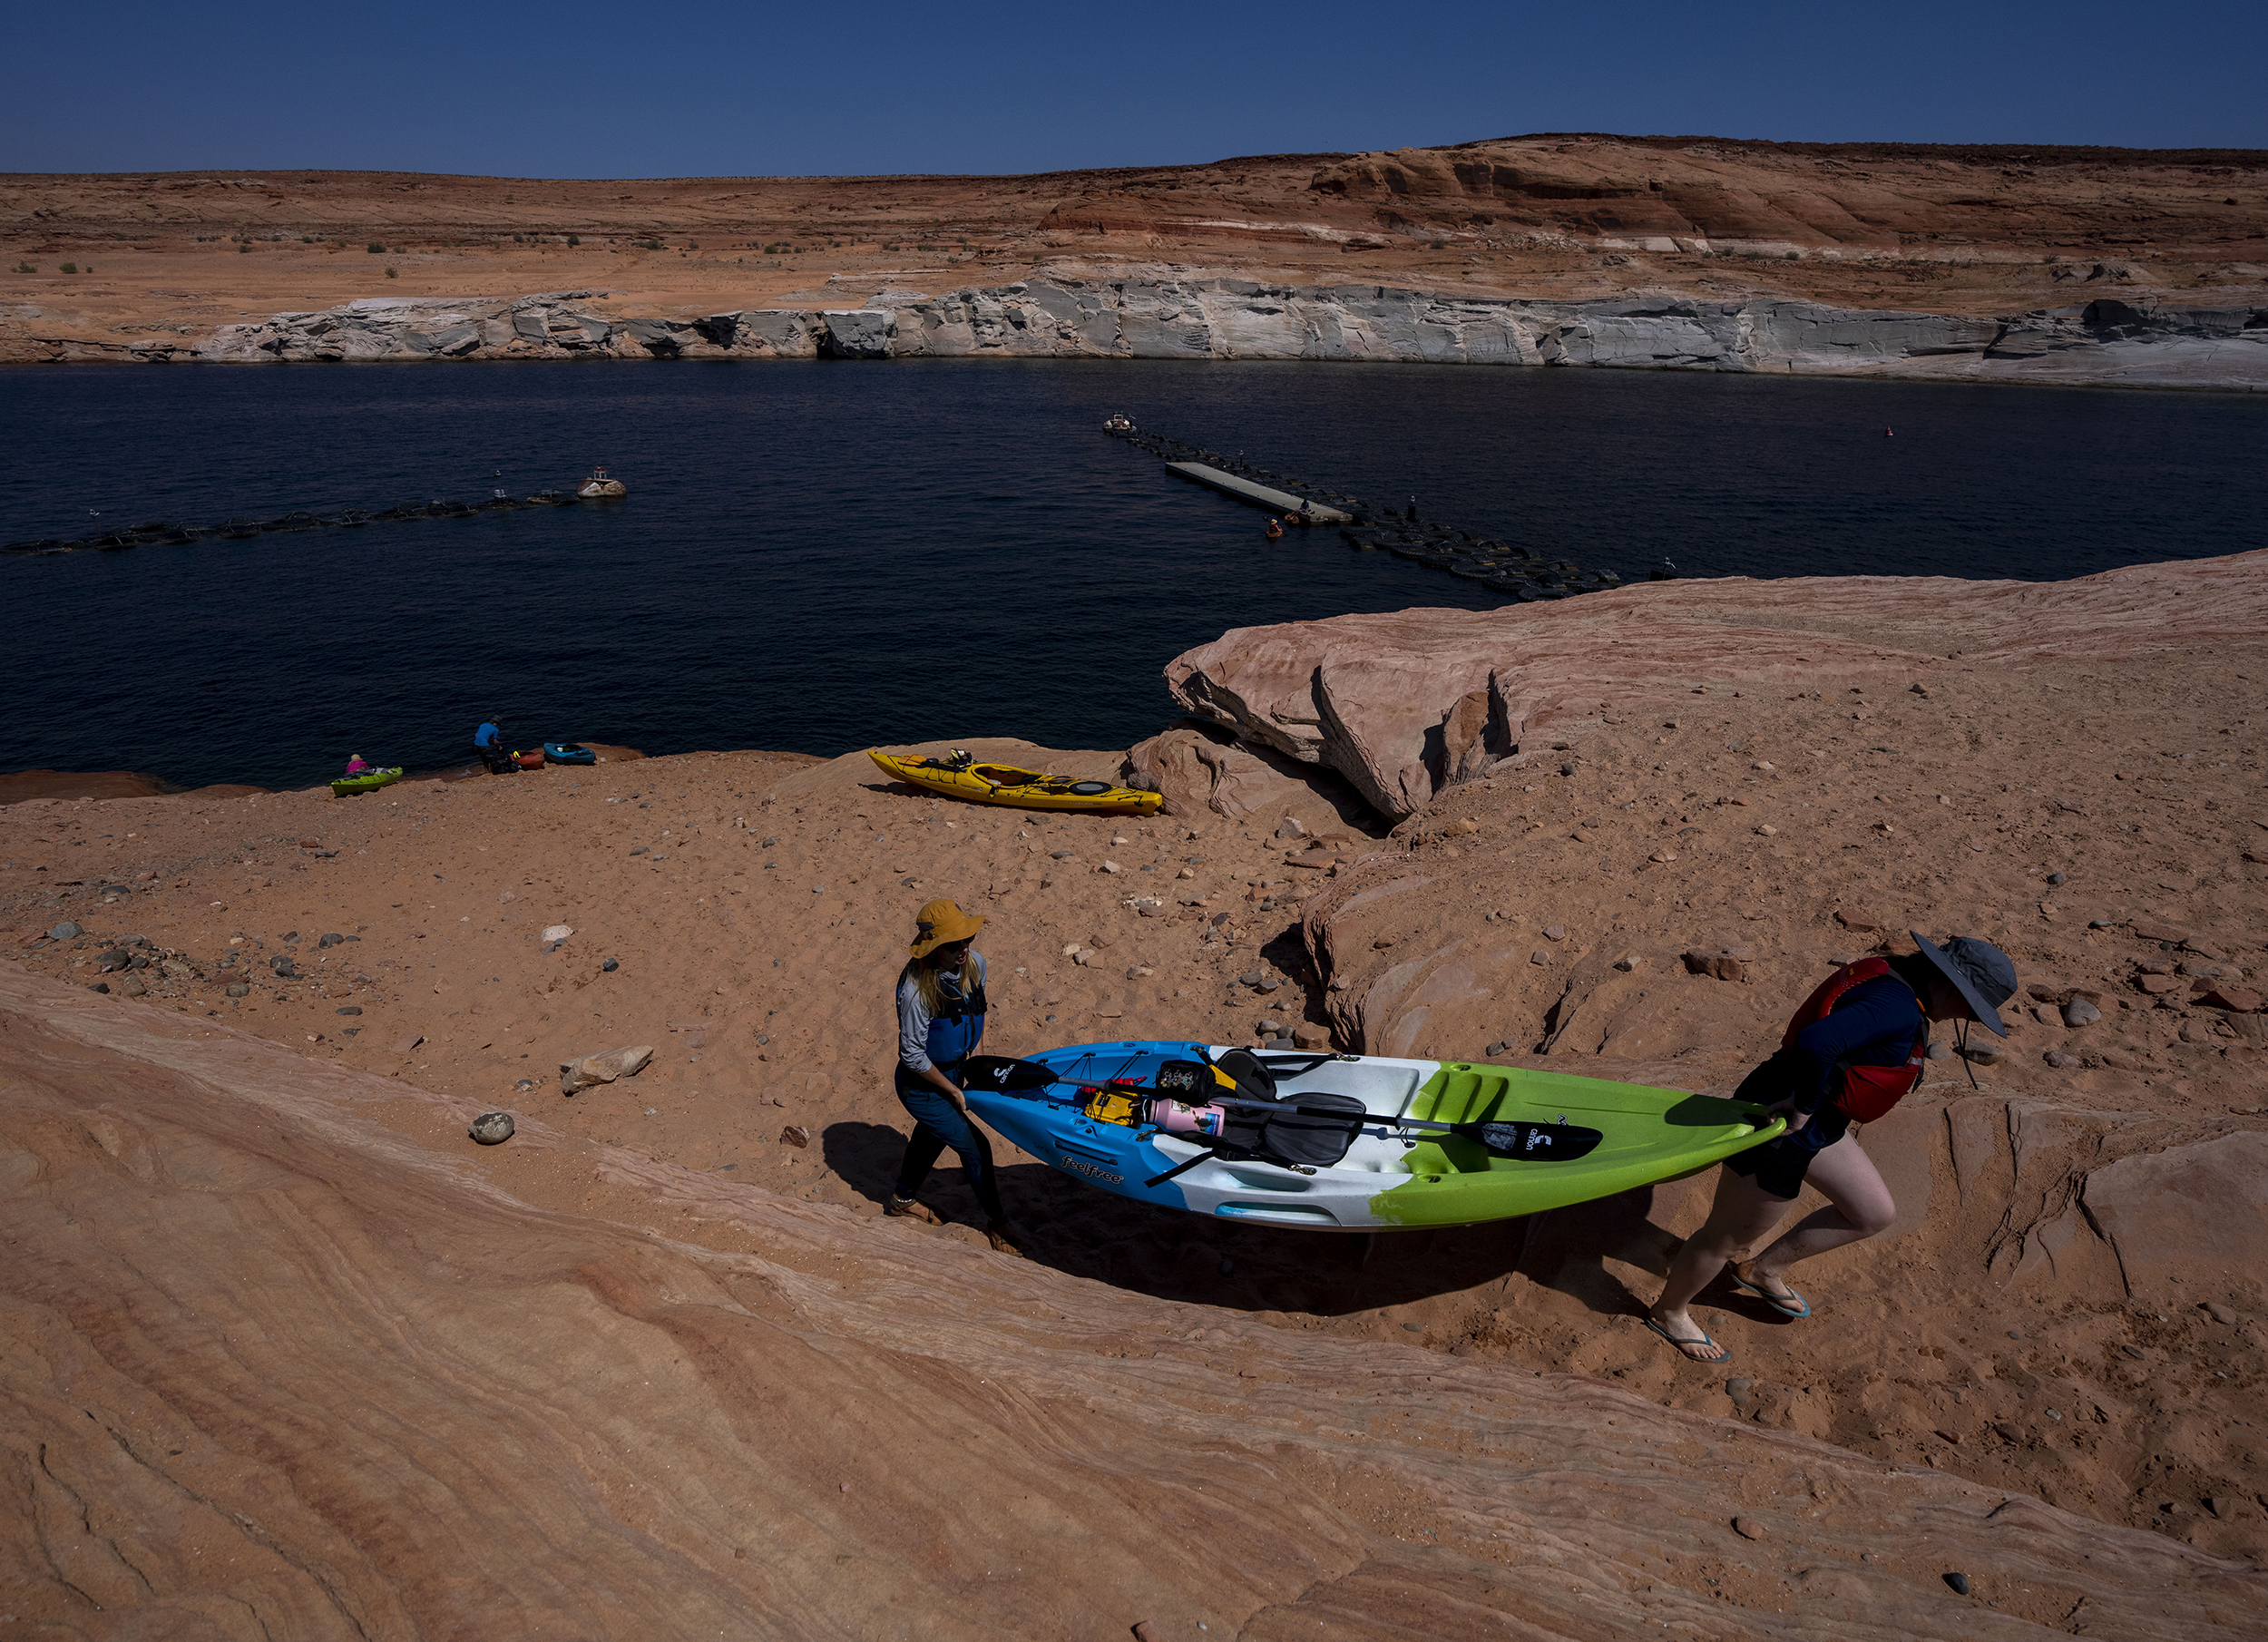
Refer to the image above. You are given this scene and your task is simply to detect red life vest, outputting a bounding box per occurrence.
[1781,957,1926,1123]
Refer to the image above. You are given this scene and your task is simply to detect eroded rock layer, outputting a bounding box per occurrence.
[7,131,2266,386]
[115,278,2268,390]
[3,970,2260,1637]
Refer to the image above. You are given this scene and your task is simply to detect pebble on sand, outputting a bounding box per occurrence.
[1945,1572,1971,1596]
[2063,997,2102,1028]
[50,922,82,941]
[543,924,573,942]
[780,1125,811,1148]
[561,1043,654,1095]
[1733,1517,1767,1541]
[469,1112,516,1145]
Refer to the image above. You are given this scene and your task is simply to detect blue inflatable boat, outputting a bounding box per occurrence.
[543,741,599,764]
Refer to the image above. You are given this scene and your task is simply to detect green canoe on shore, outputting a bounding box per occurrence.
[330,767,403,797]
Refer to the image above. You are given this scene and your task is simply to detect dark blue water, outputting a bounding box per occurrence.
[3,360,2263,791]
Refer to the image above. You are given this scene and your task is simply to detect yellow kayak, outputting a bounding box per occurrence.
[867,748,1162,815]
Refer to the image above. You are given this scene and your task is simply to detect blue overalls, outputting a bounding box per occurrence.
[893,973,1003,1219]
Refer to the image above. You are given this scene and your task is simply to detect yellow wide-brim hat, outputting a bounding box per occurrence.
[908,898,984,959]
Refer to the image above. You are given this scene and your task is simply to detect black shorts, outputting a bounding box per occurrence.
[1724,1105,1852,1201]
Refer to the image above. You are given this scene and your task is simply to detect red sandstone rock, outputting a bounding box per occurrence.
[1166,551,2268,819]
[8,972,2254,1637]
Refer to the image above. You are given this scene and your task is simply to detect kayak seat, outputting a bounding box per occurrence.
[1203,1051,1364,1168]
[1253,1092,1366,1168]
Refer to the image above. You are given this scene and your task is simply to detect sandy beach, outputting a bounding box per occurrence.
[2,549,2263,1633]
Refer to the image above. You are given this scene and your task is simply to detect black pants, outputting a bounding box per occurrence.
[893,1067,1005,1221]
[479,744,512,774]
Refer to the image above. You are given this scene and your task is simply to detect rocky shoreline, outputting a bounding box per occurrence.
[60,273,2268,390]
[3,552,2265,1629]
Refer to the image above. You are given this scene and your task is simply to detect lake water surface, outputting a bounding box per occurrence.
[3,360,2263,790]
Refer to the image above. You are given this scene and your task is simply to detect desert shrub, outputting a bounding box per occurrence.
[367,241,385,253]
[61,262,78,274]
[567,233,581,246]
[386,266,398,279]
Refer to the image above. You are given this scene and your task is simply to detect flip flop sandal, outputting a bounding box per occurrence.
[1729,1272,1812,1318]
[1642,1316,1731,1364]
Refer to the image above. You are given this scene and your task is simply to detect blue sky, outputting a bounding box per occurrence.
[8,0,2260,178]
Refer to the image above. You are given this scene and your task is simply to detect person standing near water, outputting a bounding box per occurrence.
[474,715,508,775]
[1643,933,2016,1363]
[885,899,1026,1256]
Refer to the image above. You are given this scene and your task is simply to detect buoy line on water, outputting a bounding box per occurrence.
[1100,421,1644,599]
[5,485,621,558]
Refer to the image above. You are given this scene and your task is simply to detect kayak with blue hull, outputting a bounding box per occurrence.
[963,1041,1783,1231]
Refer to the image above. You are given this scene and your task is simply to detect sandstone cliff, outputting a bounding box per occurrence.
[162,275,2268,390]
[6,131,2265,385]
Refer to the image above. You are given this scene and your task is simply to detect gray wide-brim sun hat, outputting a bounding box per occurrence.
[1911,932,2018,1036]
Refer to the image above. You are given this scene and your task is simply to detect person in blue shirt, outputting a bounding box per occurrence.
[885,899,1025,1256]
[474,716,509,774]
[1644,933,2016,1363]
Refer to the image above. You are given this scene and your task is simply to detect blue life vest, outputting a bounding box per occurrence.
[924,967,987,1070]
[474,721,500,748]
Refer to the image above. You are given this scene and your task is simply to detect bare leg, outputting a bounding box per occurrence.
[1738,1132,1896,1301]
[1647,1168,1790,1362]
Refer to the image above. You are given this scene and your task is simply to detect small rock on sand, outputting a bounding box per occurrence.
[1543,924,1566,941]
[50,923,81,941]
[561,1043,654,1095]
[780,1125,811,1148]
[2205,1302,2239,1324]
[1945,1572,1971,1597]
[543,924,573,942]
[1733,1517,1767,1541]
[469,1112,515,1145]
[2064,998,2102,1028]
[224,982,249,998]
[393,1033,425,1053]
[1530,950,1551,965]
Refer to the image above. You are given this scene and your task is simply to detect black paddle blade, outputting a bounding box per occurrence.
[1461,1120,1604,1161]
[960,1055,1060,1092]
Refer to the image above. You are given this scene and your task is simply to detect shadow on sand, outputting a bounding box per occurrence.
[825,1121,1784,1325]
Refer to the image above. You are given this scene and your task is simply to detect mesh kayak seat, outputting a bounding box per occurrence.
[1209,1050,1366,1169]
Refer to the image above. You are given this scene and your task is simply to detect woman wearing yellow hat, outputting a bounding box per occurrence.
[887,899,1024,1256]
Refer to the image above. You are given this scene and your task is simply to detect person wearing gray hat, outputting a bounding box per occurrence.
[1644,932,2017,1364]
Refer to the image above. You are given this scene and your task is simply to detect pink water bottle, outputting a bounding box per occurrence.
[1146,1097,1228,1138]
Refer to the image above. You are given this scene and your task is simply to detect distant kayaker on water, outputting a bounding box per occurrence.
[885,900,1026,1257]
[1642,933,2016,1364]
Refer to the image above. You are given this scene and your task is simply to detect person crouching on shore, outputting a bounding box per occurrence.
[885,899,1025,1257]
[1644,933,2017,1363]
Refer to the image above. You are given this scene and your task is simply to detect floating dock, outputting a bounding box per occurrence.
[1106,422,1635,601]
[1166,462,1353,523]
